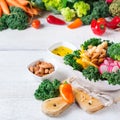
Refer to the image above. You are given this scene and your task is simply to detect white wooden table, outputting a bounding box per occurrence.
[0,15,120,120]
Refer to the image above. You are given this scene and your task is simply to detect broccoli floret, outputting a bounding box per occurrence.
[42,0,67,13]
[61,7,76,21]
[81,0,109,25]
[107,43,120,60]
[34,79,61,101]
[73,1,90,17]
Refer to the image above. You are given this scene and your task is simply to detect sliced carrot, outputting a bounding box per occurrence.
[59,83,74,104]
[0,0,10,15]
[68,18,83,29]
[0,5,3,17]
[16,0,30,6]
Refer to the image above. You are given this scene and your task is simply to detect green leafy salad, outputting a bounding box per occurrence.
[64,38,120,85]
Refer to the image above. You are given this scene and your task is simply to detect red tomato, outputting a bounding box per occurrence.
[32,19,41,29]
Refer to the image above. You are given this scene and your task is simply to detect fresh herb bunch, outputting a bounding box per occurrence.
[82,66,100,81]
[102,70,120,85]
[0,7,29,31]
[107,43,120,61]
[64,50,83,71]
[34,79,61,101]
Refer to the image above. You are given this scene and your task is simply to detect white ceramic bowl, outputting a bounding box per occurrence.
[27,57,58,82]
[77,71,120,91]
[48,41,77,62]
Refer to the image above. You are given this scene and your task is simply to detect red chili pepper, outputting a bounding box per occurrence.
[46,15,66,25]
[106,16,120,29]
[91,18,106,36]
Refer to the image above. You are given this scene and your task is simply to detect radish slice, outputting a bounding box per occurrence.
[108,65,113,73]
[110,63,115,66]
[117,62,120,68]
[104,59,109,65]
[114,61,118,66]
[106,57,114,63]
[99,64,108,74]
[112,66,119,72]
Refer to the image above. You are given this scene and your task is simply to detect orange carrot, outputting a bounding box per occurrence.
[6,0,28,12]
[67,18,83,29]
[0,5,2,17]
[16,0,30,6]
[0,0,10,14]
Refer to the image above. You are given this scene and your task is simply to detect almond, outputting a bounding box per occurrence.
[91,59,98,64]
[98,58,105,63]
[91,52,100,59]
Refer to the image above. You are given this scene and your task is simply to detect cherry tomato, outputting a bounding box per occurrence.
[32,19,41,29]
[91,18,106,36]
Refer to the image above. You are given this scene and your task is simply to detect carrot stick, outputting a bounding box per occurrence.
[0,5,3,17]
[0,0,10,14]
[67,18,83,29]
[16,0,30,6]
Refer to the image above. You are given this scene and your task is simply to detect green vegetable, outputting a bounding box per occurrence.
[42,0,67,13]
[102,70,120,85]
[73,1,90,17]
[81,0,109,25]
[64,50,83,71]
[81,38,102,50]
[28,0,45,9]
[107,43,120,60]
[82,66,100,81]
[34,79,61,101]
[0,14,8,31]
[0,7,29,31]
[109,0,120,17]
[61,7,76,21]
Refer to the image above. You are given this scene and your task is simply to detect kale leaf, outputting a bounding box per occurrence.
[64,50,83,71]
[101,70,120,85]
[34,79,61,101]
[82,66,100,81]
[81,38,102,50]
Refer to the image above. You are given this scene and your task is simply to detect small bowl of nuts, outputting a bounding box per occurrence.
[27,58,57,81]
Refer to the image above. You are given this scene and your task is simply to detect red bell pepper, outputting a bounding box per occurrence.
[91,18,106,36]
[46,15,66,25]
[106,16,120,29]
